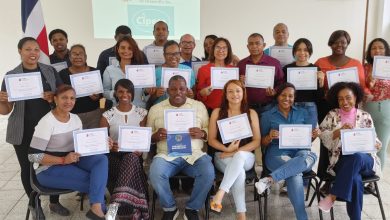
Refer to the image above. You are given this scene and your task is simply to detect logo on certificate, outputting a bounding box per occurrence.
[175,134,183,142]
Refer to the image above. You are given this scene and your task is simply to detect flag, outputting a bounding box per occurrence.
[21,0,50,64]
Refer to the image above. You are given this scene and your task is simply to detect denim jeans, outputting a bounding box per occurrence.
[214,151,255,213]
[295,102,318,129]
[265,146,317,220]
[149,155,215,211]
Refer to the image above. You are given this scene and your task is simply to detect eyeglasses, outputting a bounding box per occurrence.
[165,52,181,57]
[181,41,194,45]
[215,46,228,52]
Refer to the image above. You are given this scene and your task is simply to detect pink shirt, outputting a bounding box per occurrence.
[340,107,357,128]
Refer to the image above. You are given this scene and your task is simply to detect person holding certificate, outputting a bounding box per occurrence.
[147,40,195,107]
[237,33,284,116]
[283,38,325,128]
[103,35,149,109]
[28,85,109,220]
[48,29,71,67]
[255,83,319,220]
[263,23,292,56]
[100,79,149,219]
[59,44,102,129]
[364,38,390,169]
[197,38,234,114]
[208,80,260,219]
[147,75,214,220]
[318,82,381,219]
[0,37,68,219]
[315,30,370,122]
[143,21,169,65]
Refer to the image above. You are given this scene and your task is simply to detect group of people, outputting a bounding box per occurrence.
[0,20,389,220]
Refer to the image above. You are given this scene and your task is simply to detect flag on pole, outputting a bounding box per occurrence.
[21,0,50,64]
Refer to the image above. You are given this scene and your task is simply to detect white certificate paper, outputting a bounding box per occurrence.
[73,128,109,156]
[245,65,275,88]
[161,68,192,88]
[118,126,152,152]
[287,67,318,90]
[279,124,312,149]
[269,46,295,66]
[51,61,68,72]
[125,65,156,88]
[326,67,359,88]
[164,109,195,134]
[217,113,253,144]
[145,46,164,65]
[109,56,119,66]
[5,72,43,101]
[372,56,390,80]
[341,128,376,155]
[70,70,104,98]
[210,67,239,89]
[192,61,208,79]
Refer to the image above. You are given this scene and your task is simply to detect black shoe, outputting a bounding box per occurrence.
[29,205,46,220]
[49,202,70,216]
[86,209,105,220]
[183,208,199,220]
[161,208,179,220]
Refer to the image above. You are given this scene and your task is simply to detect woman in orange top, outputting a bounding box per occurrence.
[197,37,234,114]
[315,30,369,121]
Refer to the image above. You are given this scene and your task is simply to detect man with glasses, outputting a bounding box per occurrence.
[179,34,200,67]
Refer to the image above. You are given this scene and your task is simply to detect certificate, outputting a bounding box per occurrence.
[125,65,156,88]
[279,124,312,149]
[326,67,359,88]
[217,113,253,144]
[210,67,239,89]
[372,56,390,80]
[340,128,376,155]
[109,56,119,66]
[164,109,195,134]
[192,61,208,79]
[145,46,164,65]
[70,70,104,98]
[73,128,109,156]
[245,65,275,88]
[51,61,68,72]
[5,72,43,101]
[161,68,192,88]
[118,126,152,152]
[269,46,295,66]
[287,67,318,90]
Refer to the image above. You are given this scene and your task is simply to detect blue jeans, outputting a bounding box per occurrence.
[149,155,215,211]
[37,155,108,204]
[331,153,375,220]
[295,102,318,129]
[265,146,317,220]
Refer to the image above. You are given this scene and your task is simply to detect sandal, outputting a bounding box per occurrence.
[210,200,222,214]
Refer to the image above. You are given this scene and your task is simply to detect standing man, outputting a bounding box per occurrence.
[143,21,169,65]
[147,75,214,220]
[49,29,71,68]
[179,34,200,67]
[237,33,284,116]
[264,23,292,55]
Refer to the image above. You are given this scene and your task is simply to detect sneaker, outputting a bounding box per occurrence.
[105,203,119,220]
[318,196,334,213]
[29,205,46,220]
[255,177,272,194]
[161,208,179,220]
[183,208,199,220]
[49,202,70,216]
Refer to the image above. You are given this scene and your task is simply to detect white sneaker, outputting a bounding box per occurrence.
[255,177,272,194]
[105,203,119,220]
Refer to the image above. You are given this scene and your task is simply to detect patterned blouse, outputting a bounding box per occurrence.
[364,64,390,101]
[319,108,381,176]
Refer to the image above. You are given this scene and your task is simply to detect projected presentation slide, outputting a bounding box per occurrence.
[92,0,200,40]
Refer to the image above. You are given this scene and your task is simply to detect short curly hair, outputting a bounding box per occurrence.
[326,82,364,109]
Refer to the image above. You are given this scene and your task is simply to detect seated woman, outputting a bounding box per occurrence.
[28,85,109,220]
[255,83,319,220]
[208,80,260,220]
[318,82,381,220]
[100,79,149,220]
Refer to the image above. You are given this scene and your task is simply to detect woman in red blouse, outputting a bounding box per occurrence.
[364,38,390,169]
[197,38,234,114]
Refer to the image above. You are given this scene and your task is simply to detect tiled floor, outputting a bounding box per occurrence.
[0,113,389,220]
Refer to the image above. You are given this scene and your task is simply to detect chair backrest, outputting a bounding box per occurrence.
[29,163,42,193]
[316,143,333,180]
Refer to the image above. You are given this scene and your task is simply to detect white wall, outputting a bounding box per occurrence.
[0,0,387,80]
